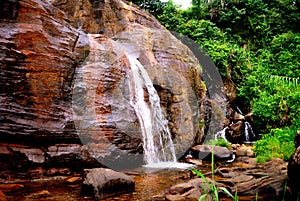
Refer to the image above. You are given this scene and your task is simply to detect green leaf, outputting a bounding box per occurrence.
[190,169,213,189]
[219,187,234,199]
[198,194,208,201]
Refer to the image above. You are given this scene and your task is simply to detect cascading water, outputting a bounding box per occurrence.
[126,53,194,169]
[215,127,228,141]
[215,106,256,143]
[127,54,176,164]
[244,121,256,142]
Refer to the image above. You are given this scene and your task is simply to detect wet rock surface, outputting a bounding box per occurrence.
[81,168,135,200]
[160,158,288,201]
[164,178,213,201]
[0,156,289,201]
[0,0,205,170]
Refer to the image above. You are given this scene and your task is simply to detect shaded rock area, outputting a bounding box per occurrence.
[215,105,256,144]
[0,143,101,172]
[80,168,135,200]
[0,0,205,170]
[160,158,288,201]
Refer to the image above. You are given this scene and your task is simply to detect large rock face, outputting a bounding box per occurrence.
[0,0,205,170]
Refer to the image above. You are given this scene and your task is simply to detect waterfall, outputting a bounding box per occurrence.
[215,105,256,143]
[236,106,244,115]
[215,127,228,141]
[244,121,256,142]
[127,54,177,165]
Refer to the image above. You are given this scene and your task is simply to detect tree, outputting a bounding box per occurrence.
[130,0,167,16]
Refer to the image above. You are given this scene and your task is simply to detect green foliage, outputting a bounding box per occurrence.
[206,138,231,148]
[258,32,300,77]
[209,0,300,48]
[151,0,300,163]
[130,0,167,15]
[254,128,296,163]
[155,1,185,31]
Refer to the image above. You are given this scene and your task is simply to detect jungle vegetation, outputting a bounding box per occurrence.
[131,0,300,163]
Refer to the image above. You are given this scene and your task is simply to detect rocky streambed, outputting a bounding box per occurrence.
[0,145,290,201]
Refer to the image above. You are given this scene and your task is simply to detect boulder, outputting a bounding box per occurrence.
[80,168,135,200]
[229,121,244,138]
[236,145,254,157]
[162,158,287,200]
[164,178,213,201]
[0,143,100,171]
[0,0,205,170]
[191,145,231,160]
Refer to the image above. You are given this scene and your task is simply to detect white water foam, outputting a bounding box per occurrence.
[143,161,195,169]
[244,121,256,142]
[127,53,193,169]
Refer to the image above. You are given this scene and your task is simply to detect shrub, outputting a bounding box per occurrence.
[254,128,296,163]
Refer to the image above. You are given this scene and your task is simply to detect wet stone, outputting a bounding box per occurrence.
[80,168,135,200]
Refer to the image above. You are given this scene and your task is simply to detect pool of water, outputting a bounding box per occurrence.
[103,162,211,201]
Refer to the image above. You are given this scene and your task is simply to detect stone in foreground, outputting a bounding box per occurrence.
[80,168,134,200]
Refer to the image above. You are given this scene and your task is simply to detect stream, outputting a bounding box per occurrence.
[2,161,212,201]
[1,157,287,201]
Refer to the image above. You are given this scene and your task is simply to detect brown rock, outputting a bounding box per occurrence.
[29,190,51,198]
[1,0,205,169]
[244,112,253,122]
[229,121,244,137]
[236,157,257,165]
[0,184,24,193]
[233,112,245,121]
[80,168,135,199]
[66,176,82,183]
[0,191,7,201]
[229,175,254,184]
[236,145,254,157]
[165,194,186,201]
[164,178,213,201]
[165,158,288,200]
[191,145,231,160]
[230,144,241,150]
[186,158,203,166]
